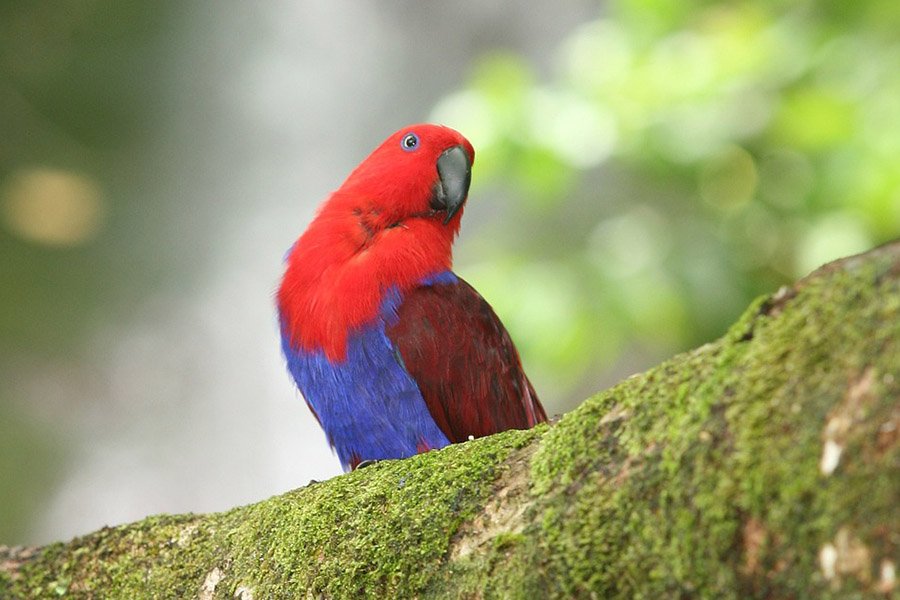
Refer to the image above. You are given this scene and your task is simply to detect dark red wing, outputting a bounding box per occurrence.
[385,276,547,443]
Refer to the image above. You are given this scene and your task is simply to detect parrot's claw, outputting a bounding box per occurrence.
[355,459,380,470]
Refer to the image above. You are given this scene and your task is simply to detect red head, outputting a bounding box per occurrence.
[278,124,475,360]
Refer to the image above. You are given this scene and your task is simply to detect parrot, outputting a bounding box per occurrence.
[277,124,547,471]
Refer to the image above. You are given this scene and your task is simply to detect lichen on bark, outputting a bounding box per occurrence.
[2,242,898,599]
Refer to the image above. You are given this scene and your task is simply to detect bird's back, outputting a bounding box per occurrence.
[385,271,547,442]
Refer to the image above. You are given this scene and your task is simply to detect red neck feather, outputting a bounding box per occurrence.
[278,190,463,362]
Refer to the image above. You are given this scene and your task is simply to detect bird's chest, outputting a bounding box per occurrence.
[280,299,449,469]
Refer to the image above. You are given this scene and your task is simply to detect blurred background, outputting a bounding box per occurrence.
[1,0,898,545]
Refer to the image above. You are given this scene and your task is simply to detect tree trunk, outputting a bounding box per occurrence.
[2,242,899,599]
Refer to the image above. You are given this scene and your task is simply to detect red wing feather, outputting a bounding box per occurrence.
[385,276,547,443]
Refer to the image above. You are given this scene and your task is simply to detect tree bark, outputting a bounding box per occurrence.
[2,242,899,599]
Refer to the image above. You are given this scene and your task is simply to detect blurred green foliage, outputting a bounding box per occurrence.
[0,2,176,355]
[435,0,900,405]
[0,2,177,542]
[0,405,64,542]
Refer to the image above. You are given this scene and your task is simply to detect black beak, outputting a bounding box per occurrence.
[432,145,471,224]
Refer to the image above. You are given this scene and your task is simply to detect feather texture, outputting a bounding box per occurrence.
[385,271,546,442]
[280,285,449,471]
[277,124,547,471]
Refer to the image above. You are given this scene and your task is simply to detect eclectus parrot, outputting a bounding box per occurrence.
[277,124,547,471]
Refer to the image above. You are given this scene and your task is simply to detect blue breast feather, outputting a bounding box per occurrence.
[280,270,458,470]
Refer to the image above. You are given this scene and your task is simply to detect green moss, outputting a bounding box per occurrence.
[225,432,536,598]
[511,246,900,598]
[4,245,898,598]
[4,429,538,599]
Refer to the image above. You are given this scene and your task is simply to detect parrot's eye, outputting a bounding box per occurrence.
[400,133,419,152]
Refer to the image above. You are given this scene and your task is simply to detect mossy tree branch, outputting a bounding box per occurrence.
[2,242,899,599]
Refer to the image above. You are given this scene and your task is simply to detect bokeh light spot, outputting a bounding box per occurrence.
[526,88,617,169]
[1,168,105,246]
[431,90,501,155]
[589,206,671,278]
[699,145,758,210]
